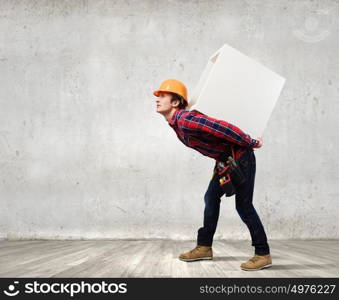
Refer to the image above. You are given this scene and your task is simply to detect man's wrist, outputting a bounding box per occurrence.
[252,139,259,148]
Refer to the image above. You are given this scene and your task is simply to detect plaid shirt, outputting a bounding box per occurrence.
[168,109,259,161]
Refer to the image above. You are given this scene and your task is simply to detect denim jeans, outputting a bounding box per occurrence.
[197,148,270,255]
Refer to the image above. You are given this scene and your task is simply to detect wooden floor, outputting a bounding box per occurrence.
[0,239,338,278]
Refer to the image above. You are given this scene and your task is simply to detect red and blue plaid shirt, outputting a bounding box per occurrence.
[168,109,259,161]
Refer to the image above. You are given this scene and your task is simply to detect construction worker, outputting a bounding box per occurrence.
[154,79,272,271]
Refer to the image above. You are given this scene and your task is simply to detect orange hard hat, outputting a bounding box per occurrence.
[153,79,188,102]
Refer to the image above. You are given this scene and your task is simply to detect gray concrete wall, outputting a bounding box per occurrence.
[0,0,338,240]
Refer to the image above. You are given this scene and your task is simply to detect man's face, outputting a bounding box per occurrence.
[156,92,178,114]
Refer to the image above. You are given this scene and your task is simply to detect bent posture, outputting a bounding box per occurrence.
[154,79,272,271]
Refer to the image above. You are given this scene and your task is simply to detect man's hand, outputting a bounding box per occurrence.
[253,136,263,149]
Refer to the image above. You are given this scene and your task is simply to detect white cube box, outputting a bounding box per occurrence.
[188,43,286,138]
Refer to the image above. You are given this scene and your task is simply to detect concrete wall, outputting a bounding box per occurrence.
[0,0,338,240]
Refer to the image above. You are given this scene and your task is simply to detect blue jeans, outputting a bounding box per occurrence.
[197,148,270,255]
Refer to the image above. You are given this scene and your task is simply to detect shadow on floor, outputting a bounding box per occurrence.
[213,256,282,261]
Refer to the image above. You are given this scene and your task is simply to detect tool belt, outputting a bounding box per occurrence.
[215,145,247,197]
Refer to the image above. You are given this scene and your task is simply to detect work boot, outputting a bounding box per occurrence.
[240,254,272,271]
[179,245,213,262]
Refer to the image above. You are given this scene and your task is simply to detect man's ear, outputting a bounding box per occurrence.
[171,99,180,108]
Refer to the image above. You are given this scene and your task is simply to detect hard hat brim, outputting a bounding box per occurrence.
[153,90,172,97]
[153,90,188,102]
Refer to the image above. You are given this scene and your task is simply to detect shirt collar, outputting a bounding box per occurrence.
[168,109,182,127]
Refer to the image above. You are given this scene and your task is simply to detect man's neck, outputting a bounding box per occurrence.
[165,108,179,123]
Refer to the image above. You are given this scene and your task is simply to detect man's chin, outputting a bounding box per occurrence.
[156,108,167,115]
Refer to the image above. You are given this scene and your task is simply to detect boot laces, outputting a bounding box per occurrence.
[190,246,201,253]
[190,245,207,253]
[249,255,261,263]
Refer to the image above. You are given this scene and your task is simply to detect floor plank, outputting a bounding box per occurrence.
[0,239,338,278]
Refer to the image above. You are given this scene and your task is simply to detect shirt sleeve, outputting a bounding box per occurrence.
[179,110,259,148]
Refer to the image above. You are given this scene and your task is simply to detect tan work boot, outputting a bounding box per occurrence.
[240,254,272,271]
[179,245,213,262]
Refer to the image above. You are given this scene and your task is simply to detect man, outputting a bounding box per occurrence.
[154,79,272,271]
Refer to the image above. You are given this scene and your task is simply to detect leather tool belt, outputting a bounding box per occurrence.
[215,145,247,197]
